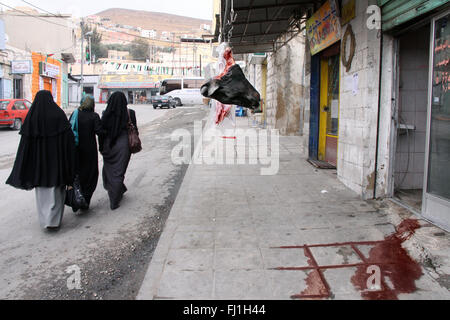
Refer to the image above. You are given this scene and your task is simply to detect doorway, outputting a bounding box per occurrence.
[319,46,340,167]
[393,24,430,213]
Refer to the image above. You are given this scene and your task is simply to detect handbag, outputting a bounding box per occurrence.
[127,109,142,154]
[65,175,88,212]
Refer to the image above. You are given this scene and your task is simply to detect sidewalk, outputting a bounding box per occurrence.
[137,118,450,300]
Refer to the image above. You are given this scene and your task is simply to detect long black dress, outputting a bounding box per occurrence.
[100,92,138,210]
[6,90,76,190]
[70,110,102,206]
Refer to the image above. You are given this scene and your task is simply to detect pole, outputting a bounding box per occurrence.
[80,20,84,100]
[89,35,92,65]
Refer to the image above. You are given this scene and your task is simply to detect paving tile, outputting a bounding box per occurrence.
[215,229,260,249]
[171,231,214,249]
[322,268,361,295]
[215,204,252,219]
[214,248,263,271]
[165,249,214,271]
[261,248,310,269]
[157,270,213,299]
[214,270,271,300]
[265,270,309,300]
[309,245,364,267]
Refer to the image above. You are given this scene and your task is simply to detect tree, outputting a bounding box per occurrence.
[130,39,150,62]
[81,24,108,61]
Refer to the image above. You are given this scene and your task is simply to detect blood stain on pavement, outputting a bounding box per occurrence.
[351,219,423,300]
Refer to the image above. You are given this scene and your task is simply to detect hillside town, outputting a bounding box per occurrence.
[0,6,216,106]
[0,0,449,306]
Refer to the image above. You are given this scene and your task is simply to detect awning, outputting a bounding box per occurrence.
[98,74,164,89]
[220,0,324,54]
[98,82,160,89]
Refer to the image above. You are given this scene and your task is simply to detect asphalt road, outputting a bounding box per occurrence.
[0,104,209,300]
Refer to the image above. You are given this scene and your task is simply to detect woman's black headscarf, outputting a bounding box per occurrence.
[6,90,76,190]
[21,90,72,137]
[101,91,128,149]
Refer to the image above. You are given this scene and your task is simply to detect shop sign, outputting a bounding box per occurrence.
[341,0,356,26]
[39,62,60,79]
[11,60,32,74]
[306,0,342,55]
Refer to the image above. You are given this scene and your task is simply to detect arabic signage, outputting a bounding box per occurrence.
[39,62,60,79]
[12,60,32,74]
[306,0,342,56]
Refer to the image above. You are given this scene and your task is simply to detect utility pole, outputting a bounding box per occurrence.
[89,35,92,65]
[80,20,84,100]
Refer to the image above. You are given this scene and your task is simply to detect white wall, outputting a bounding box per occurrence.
[337,0,382,199]
[265,34,307,137]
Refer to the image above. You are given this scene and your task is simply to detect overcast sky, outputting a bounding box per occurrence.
[1,0,213,20]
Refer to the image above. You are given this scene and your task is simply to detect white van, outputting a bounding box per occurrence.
[159,78,205,106]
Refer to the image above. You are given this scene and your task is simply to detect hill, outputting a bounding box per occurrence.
[96,8,211,36]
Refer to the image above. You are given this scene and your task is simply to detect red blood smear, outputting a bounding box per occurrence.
[351,219,422,300]
[296,270,329,299]
[216,47,236,80]
[215,102,232,125]
[295,248,329,299]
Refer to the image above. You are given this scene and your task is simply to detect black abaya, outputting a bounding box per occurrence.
[70,110,102,205]
[100,92,138,210]
[6,90,76,190]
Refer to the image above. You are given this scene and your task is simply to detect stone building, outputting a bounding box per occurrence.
[216,0,450,230]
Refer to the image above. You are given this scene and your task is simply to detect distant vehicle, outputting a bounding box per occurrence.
[0,99,32,130]
[159,77,205,106]
[152,95,177,109]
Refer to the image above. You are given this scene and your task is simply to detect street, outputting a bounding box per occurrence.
[0,104,209,299]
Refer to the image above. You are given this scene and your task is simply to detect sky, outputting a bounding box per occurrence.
[1,0,213,20]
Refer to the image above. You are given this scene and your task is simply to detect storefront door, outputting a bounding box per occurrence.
[319,54,340,166]
[423,11,450,231]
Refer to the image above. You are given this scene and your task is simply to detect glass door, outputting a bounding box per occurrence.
[423,11,450,231]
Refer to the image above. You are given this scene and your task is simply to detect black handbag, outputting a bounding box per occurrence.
[65,175,88,212]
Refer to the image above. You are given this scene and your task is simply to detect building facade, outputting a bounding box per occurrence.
[217,0,450,230]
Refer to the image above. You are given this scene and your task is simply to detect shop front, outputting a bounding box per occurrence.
[31,52,62,105]
[307,0,342,169]
[376,0,450,230]
[98,74,163,104]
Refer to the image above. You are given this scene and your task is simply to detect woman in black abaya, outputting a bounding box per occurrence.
[100,91,138,210]
[69,95,102,210]
[6,90,76,230]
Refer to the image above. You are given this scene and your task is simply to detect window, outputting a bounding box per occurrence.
[14,101,26,110]
[160,79,182,95]
[13,79,23,99]
[0,101,9,110]
[24,101,32,109]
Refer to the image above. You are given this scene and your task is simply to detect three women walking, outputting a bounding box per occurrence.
[6,90,139,231]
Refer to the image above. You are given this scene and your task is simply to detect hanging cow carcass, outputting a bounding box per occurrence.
[201,46,261,110]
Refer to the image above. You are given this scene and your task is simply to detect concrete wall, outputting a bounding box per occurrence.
[265,34,307,137]
[337,0,382,199]
[375,34,397,198]
[1,13,76,59]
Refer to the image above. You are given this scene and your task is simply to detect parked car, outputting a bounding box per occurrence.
[152,95,176,109]
[0,99,32,130]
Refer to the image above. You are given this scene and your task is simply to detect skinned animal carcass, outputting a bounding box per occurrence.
[201,47,261,110]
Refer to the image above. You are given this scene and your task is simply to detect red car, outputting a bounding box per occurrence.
[0,99,32,130]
